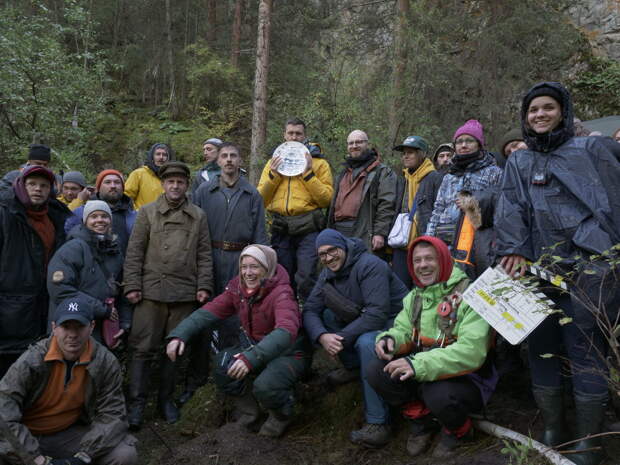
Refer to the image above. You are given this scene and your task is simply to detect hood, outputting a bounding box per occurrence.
[13,165,56,209]
[407,236,453,288]
[325,237,367,279]
[521,82,574,153]
[145,143,174,176]
[433,143,454,162]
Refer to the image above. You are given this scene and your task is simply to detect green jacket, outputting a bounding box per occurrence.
[123,194,213,302]
[0,338,129,461]
[377,266,491,382]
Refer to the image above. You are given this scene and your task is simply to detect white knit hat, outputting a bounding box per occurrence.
[82,200,112,223]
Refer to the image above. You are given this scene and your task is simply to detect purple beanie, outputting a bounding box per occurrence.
[453,119,485,147]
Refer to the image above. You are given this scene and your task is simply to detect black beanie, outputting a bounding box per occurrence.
[523,86,563,112]
[28,144,51,162]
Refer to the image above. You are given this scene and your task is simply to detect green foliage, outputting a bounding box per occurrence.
[500,438,535,465]
[570,57,620,118]
[0,6,106,175]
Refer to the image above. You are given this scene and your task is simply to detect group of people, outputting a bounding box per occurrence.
[0,81,619,465]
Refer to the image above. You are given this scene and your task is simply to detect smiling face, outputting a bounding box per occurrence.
[527,96,563,135]
[52,320,94,361]
[217,146,241,176]
[318,245,346,272]
[346,130,369,158]
[240,255,267,289]
[162,175,189,202]
[85,211,111,234]
[411,243,440,287]
[24,175,51,207]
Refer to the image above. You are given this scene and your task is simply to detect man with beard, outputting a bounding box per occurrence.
[65,170,137,255]
[0,166,70,378]
[328,130,397,256]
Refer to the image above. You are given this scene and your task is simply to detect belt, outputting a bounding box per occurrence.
[212,240,249,251]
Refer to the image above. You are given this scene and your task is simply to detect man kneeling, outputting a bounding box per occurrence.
[0,296,137,465]
[166,245,309,437]
[367,236,496,458]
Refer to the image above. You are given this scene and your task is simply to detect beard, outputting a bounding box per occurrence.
[99,190,122,204]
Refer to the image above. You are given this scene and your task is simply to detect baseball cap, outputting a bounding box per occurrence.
[393,136,429,153]
[54,296,95,326]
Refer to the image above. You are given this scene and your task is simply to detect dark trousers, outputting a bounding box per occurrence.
[391,248,413,289]
[366,357,482,430]
[271,231,318,301]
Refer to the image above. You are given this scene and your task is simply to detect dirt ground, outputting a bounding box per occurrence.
[133,352,620,465]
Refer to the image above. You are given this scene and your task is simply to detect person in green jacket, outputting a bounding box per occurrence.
[366,236,496,459]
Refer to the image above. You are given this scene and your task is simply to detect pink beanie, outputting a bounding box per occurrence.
[453,119,485,147]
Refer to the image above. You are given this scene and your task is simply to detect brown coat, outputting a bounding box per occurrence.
[123,194,213,302]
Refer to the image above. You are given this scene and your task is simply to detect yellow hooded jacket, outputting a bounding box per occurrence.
[124,166,163,210]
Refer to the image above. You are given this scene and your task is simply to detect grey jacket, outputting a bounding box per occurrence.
[0,337,129,461]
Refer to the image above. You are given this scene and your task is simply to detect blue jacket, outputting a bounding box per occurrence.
[303,237,408,348]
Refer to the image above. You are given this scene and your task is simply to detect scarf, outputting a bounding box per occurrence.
[26,207,55,265]
[345,149,378,170]
[403,158,436,211]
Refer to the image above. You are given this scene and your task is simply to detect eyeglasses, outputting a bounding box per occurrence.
[455,138,478,146]
[347,140,368,146]
[318,246,340,261]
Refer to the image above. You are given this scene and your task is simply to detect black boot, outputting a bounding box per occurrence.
[127,359,151,431]
[158,358,180,424]
[532,385,569,447]
[570,393,606,465]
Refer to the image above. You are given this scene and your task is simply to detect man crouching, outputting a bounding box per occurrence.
[0,296,137,465]
[367,236,496,458]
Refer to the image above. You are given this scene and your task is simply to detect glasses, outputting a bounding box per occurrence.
[455,138,478,146]
[318,246,340,261]
[347,140,368,146]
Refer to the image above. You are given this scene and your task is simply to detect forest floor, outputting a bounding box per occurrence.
[132,352,620,465]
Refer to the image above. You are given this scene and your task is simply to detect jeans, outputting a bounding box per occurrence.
[323,309,390,424]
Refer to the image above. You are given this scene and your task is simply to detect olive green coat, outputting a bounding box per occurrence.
[123,194,213,302]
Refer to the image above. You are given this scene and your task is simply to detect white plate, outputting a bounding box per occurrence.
[273,141,308,176]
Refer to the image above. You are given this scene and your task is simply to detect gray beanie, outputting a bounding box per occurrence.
[82,200,112,223]
[63,171,87,188]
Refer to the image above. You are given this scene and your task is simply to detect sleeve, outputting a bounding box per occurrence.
[409,304,491,382]
[0,357,43,459]
[415,172,441,235]
[425,176,450,236]
[123,169,141,202]
[47,242,108,319]
[122,208,150,294]
[251,191,269,245]
[257,162,282,207]
[336,260,395,348]
[64,209,82,235]
[68,197,85,211]
[240,328,294,372]
[196,213,214,294]
[166,304,223,342]
[301,276,329,344]
[493,157,535,260]
[372,167,397,237]
[300,158,334,208]
[78,354,130,457]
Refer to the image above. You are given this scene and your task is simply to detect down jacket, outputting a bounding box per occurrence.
[168,264,303,372]
[0,194,70,354]
[0,337,129,461]
[303,237,408,349]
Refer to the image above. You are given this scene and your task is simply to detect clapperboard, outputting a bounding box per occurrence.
[462,267,556,345]
[526,262,569,291]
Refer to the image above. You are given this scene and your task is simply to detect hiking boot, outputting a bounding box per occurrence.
[349,423,391,448]
[406,417,438,457]
[326,367,359,386]
[532,385,569,447]
[258,410,292,437]
[234,391,261,429]
[431,427,474,459]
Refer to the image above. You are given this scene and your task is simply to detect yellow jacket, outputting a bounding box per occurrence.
[257,157,333,216]
[124,166,163,210]
[56,195,85,211]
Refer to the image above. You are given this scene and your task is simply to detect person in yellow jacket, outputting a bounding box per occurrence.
[124,143,173,209]
[257,117,333,300]
[56,171,92,211]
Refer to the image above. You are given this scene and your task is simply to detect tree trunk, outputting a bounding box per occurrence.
[165,0,178,117]
[207,0,217,45]
[249,0,272,184]
[389,0,410,148]
[230,0,243,68]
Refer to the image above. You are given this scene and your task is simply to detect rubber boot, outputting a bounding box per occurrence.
[570,393,606,465]
[258,409,292,437]
[158,358,180,424]
[178,335,210,406]
[532,385,569,447]
[127,359,151,431]
[234,390,261,429]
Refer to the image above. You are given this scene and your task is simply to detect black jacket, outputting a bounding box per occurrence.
[303,237,408,349]
[0,194,70,353]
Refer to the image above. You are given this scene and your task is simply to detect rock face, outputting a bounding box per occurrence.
[564,0,620,60]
